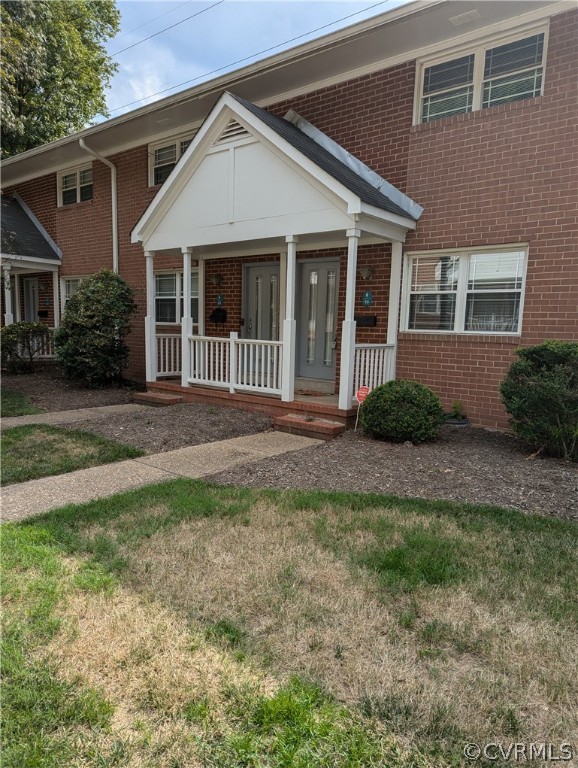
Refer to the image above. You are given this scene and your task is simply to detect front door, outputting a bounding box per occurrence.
[243,264,280,341]
[23,277,39,322]
[297,260,339,380]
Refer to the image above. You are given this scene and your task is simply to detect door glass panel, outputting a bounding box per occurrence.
[306,270,318,364]
[254,276,262,339]
[270,275,279,341]
[323,270,336,366]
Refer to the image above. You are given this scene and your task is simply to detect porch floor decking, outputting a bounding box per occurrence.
[147,380,357,426]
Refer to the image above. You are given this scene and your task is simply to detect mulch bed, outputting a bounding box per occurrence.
[208,426,578,522]
[3,366,576,522]
[2,365,136,411]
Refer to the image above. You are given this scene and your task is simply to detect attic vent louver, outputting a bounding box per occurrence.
[449,9,480,27]
[215,119,250,144]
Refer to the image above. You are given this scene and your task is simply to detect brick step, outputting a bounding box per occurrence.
[274,414,346,441]
[133,392,184,407]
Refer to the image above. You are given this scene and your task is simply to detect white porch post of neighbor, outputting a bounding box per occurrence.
[144,251,157,381]
[338,228,360,410]
[281,235,298,402]
[387,241,403,348]
[197,256,205,335]
[181,247,193,387]
[52,271,60,329]
[3,264,14,325]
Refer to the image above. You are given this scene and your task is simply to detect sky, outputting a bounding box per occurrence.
[103,0,410,119]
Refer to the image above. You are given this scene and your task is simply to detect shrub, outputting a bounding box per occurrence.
[1,322,51,372]
[55,269,136,387]
[359,380,445,444]
[500,340,578,462]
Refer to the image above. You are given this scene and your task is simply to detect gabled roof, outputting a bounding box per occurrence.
[1,195,61,261]
[230,94,419,221]
[132,92,420,248]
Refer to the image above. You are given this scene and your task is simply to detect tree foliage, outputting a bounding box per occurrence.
[500,340,578,462]
[55,270,136,387]
[1,0,120,159]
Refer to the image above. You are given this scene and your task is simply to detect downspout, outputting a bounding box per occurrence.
[79,138,119,273]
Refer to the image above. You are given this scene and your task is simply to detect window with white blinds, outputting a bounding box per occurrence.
[403,248,527,334]
[149,133,196,186]
[418,31,546,123]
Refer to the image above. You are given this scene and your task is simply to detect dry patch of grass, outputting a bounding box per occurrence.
[1,424,144,485]
[46,585,276,767]
[106,499,578,761]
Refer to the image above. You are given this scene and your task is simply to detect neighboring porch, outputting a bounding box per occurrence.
[132,92,422,419]
[1,194,61,358]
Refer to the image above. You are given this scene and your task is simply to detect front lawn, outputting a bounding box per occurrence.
[1,389,44,418]
[1,425,144,485]
[3,482,576,766]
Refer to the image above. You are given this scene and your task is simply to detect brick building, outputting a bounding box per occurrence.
[2,0,577,428]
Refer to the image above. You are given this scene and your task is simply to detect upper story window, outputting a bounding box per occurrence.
[149,133,195,186]
[58,165,93,206]
[417,30,546,123]
[402,247,527,334]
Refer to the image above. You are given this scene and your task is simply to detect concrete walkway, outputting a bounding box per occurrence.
[1,431,321,523]
[1,403,145,430]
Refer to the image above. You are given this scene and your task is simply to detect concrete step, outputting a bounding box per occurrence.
[133,392,184,407]
[274,414,346,441]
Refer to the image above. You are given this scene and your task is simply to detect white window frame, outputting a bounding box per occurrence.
[413,24,549,125]
[401,245,528,335]
[57,164,93,207]
[60,276,85,315]
[148,132,196,187]
[154,269,199,326]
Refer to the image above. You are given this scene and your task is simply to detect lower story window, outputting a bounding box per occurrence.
[61,277,83,314]
[404,247,526,333]
[155,271,198,323]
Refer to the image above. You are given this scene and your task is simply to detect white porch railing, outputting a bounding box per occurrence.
[156,333,181,377]
[36,328,56,359]
[188,333,283,395]
[353,343,396,395]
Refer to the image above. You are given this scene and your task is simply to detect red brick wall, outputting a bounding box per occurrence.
[6,9,576,428]
[397,9,578,427]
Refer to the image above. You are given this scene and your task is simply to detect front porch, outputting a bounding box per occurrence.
[132,92,422,419]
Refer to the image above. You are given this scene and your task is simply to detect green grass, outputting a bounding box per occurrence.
[1,424,145,485]
[1,389,44,417]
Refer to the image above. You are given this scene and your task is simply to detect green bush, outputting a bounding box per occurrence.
[359,380,445,444]
[55,269,136,387]
[1,322,51,372]
[500,340,578,462]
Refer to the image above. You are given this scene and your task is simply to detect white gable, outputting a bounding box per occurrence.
[144,137,351,251]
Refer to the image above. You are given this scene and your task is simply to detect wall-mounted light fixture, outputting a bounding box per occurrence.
[210,273,223,287]
[358,266,373,280]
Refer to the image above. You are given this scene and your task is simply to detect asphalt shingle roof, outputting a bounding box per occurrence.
[1,196,60,261]
[231,94,415,221]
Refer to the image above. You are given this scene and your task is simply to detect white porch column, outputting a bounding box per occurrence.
[387,242,403,347]
[338,228,360,410]
[52,270,60,329]
[144,251,157,382]
[181,247,193,387]
[197,256,205,335]
[279,250,287,341]
[3,264,14,325]
[281,235,298,402]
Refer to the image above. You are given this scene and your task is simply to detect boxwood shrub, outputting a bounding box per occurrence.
[500,340,578,462]
[359,380,445,444]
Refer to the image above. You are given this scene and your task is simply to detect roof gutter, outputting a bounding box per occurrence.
[78,139,118,273]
